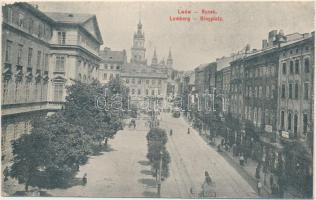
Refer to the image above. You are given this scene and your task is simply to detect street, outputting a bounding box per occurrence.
[46,113,257,198]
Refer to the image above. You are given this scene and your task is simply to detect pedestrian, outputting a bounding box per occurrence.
[257,181,262,195]
[239,154,245,166]
[217,144,222,152]
[270,174,274,188]
[221,138,225,146]
[82,173,87,185]
[255,166,261,179]
[187,127,190,134]
[3,166,9,181]
[170,129,173,136]
[244,152,248,164]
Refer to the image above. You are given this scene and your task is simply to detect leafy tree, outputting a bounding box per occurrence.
[10,113,91,191]
[63,79,126,147]
[146,128,170,179]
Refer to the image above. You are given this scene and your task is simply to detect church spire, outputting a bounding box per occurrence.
[167,48,173,68]
[152,48,158,66]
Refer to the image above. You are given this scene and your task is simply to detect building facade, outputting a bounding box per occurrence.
[98,47,127,84]
[1,2,103,167]
[120,21,171,109]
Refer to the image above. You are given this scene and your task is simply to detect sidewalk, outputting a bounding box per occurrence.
[181,115,302,199]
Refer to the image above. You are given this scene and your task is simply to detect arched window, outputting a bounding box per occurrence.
[78,73,82,80]
[288,112,292,130]
[294,114,298,136]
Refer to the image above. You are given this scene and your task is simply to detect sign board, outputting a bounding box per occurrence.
[281,131,289,139]
[265,125,273,133]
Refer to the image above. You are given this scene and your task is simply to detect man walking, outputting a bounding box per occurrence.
[257,180,262,195]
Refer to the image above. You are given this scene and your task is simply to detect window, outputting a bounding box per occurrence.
[304,58,310,73]
[151,90,155,95]
[53,83,64,102]
[266,86,270,98]
[289,83,292,99]
[28,18,33,33]
[116,74,119,79]
[78,73,82,80]
[103,73,107,80]
[282,63,287,74]
[5,40,12,62]
[152,80,156,85]
[294,114,298,136]
[132,89,135,95]
[146,89,149,95]
[303,114,308,133]
[58,32,66,45]
[110,74,113,80]
[289,61,294,74]
[259,86,262,98]
[281,84,286,98]
[116,66,120,70]
[304,82,309,100]
[17,44,23,65]
[146,80,149,84]
[44,54,49,71]
[294,83,299,99]
[138,79,141,84]
[55,55,65,72]
[110,65,114,70]
[126,79,129,84]
[281,111,285,129]
[104,64,108,69]
[295,60,299,74]
[158,90,161,95]
[137,89,141,95]
[288,112,292,130]
[7,7,12,23]
[18,13,24,27]
[38,24,43,38]
[132,79,135,84]
[27,48,33,67]
[158,80,162,85]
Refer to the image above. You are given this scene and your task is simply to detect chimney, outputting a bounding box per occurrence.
[262,39,268,49]
[268,30,278,43]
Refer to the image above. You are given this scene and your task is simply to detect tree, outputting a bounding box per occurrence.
[10,113,91,191]
[63,79,127,148]
[146,128,170,180]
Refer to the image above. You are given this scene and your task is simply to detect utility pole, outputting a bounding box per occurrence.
[157,151,163,197]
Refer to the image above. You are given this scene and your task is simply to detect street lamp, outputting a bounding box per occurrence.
[157,151,163,197]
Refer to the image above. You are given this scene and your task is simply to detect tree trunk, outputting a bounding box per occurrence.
[25,177,30,192]
[105,138,108,146]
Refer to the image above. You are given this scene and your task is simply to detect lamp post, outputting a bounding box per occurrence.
[157,151,163,197]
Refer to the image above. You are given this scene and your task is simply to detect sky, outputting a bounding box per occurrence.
[35,1,314,71]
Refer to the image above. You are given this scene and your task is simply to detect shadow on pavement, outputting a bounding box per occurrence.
[91,145,116,156]
[143,190,157,197]
[138,160,150,166]
[12,190,52,197]
[140,169,153,176]
[138,178,157,188]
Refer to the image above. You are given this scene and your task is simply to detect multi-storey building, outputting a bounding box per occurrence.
[277,32,314,194]
[98,47,127,84]
[2,3,54,164]
[45,11,103,103]
[1,2,103,167]
[120,21,170,109]
[221,66,231,114]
